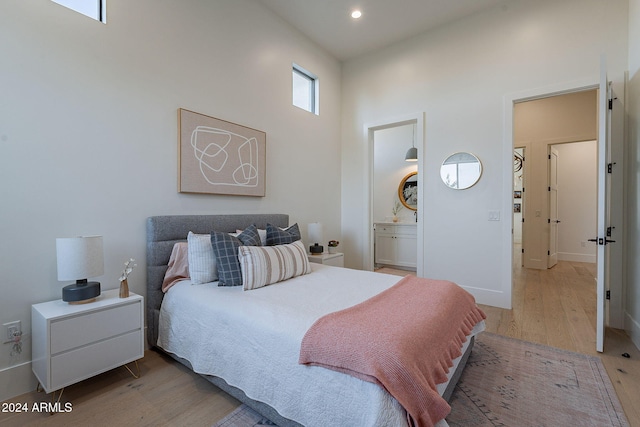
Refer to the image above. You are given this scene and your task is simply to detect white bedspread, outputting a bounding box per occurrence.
[158,264,484,427]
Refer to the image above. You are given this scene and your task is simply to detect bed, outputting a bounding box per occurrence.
[146,214,485,427]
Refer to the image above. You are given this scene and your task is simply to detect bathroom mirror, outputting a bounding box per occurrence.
[440,152,482,190]
[398,171,418,210]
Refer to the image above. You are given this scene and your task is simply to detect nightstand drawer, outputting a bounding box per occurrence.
[50,302,141,354]
[323,255,344,267]
[51,330,143,389]
[308,252,344,267]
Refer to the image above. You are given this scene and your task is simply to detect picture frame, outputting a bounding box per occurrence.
[398,171,418,211]
[514,203,521,213]
[514,190,522,199]
[178,108,266,196]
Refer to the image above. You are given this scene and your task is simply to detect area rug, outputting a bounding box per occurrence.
[213,332,629,427]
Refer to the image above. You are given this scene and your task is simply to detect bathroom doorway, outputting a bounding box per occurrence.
[363,113,425,276]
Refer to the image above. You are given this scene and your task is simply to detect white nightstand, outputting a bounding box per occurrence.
[308,252,344,267]
[31,289,144,395]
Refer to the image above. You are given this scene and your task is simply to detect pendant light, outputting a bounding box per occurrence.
[405,123,417,161]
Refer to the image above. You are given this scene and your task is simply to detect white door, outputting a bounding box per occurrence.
[548,147,559,268]
[593,59,612,353]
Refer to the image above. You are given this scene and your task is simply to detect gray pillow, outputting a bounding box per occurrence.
[211,224,262,286]
[266,223,301,245]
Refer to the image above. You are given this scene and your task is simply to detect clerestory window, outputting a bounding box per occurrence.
[292,64,319,115]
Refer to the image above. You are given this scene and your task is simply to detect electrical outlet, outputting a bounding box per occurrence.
[4,320,21,343]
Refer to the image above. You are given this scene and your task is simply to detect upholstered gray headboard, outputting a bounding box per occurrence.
[146,214,289,347]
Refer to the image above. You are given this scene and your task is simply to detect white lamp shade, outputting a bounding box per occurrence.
[56,236,104,281]
[307,223,324,245]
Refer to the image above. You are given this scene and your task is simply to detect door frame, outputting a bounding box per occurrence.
[505,74,624,334]
[503,77,599,311]
[363,112,425,276]
[513,145,528,268]
[548,145,560,269]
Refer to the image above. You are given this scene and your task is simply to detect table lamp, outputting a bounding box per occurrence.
[56,236,104,304]
[308,222,324,254]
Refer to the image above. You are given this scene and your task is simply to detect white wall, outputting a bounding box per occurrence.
[556,141,597,263]
[626,0,640,348]
[341,0,629,308]
[0,0,342,400]
[373,124,417,223]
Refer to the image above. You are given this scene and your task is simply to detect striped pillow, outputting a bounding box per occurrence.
[239,240,311,290]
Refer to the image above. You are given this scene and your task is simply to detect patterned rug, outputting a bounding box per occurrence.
[213,332,629,427]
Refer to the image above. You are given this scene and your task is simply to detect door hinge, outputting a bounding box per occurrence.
[547,250,550,256]
[606,290,611,300]
[548,186,551,191]
[548,154,551,160]
[522,218,525,223]
[607,162,616,173]
[607,226,614,237]
[608,99,613,110]
[522,248,524,254]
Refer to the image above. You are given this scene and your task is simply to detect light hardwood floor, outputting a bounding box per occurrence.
[3,261,639,426]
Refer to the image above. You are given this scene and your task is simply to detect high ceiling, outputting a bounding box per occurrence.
[257,0,510,61]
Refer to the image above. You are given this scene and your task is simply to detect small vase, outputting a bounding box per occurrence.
[119,278,129,298]
[328,246,338,254]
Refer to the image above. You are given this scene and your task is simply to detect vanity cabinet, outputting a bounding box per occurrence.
[374,223,417,270]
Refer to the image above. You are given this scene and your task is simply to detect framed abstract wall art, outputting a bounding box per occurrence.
[178,109,266,196]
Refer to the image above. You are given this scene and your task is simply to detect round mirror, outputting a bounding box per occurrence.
[440,152,482,190]
[398,171,418,211]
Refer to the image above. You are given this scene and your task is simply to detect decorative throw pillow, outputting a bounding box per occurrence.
[237,228,267,246]
[239,240,311,290]
[210,225,262,286]
[187,232,217,284]
[236,224,262,246]
[265,223,301,246]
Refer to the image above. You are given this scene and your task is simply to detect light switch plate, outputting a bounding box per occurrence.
[488,210,501,221]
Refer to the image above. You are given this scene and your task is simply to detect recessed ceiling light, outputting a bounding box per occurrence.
[351,10,362,19]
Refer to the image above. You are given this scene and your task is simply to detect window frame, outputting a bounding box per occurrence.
[51,0,106,23]
[292,64,319,115]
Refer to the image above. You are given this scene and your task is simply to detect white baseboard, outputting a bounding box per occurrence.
[558,252,596,263]
[0,361,37,402]
[625,311,640,351]
[465,286,511,310]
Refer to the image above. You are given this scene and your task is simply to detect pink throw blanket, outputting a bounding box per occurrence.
[161,242,190,292]
[299,275,486,427]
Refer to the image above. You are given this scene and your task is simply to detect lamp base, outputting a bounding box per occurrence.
[63,280,101,304]
[309,243,324,254]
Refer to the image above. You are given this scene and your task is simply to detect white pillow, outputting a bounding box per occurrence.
[187,231,217,284]
[239,240,311,290]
